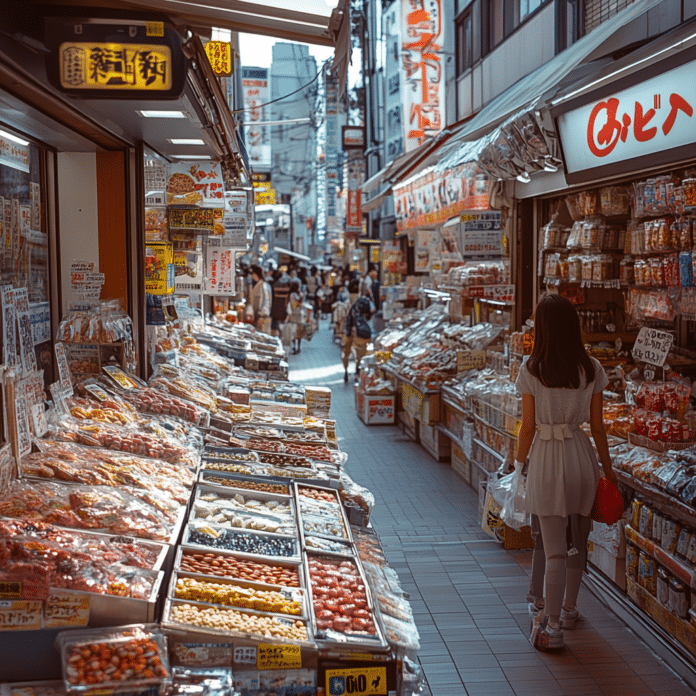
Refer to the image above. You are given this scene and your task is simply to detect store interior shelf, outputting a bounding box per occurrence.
[437,423,464,451]
[440,389,468,414]
[472,436,504,463]
[383,367,441,395]
[616,470,696,531]
[582,332,639,343]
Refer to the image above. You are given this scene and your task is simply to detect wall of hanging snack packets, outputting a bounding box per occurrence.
[0,312,425,695]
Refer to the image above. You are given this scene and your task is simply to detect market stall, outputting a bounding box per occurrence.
[0,303,425,695]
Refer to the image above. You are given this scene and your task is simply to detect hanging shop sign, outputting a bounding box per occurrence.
[632,326,673,366]
[168,208,224,235]
[556,55,696,184]
[325,73,340,231]
[346,190,362,229]
[393,163,489,232]
[45,18,186,99]
[0,134,29,174]
[401,0,446,152]
[383,2,404,159]
[253,182,276,205]
[205,40,232,77]
[343,126,365,149]
[460,211,503,259]
[243,67,271,170]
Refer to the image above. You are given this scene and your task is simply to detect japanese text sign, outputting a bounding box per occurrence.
[205,41,232,77]
[256,643,301,670]
[632,326,672,366]
[557,59,696,180]
[460,211,503,259]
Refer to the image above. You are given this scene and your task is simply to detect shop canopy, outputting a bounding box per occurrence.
[426,0,665,175]
[269,247,312,263]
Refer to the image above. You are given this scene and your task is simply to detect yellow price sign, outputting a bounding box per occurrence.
[43,591,90,628]
[325,666,388,695]
[257,643,302,670]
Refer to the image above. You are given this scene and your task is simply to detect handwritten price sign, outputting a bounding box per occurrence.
[631,327,673,366]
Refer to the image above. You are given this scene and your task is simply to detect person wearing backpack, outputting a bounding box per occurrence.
[341,295,374,383]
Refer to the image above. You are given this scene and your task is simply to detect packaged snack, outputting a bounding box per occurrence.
[670,577,690,619]
[638,552,657,595]
[638,504,653,537]
[676,528,693,558]
[657,567,671,607]
[680,251,694,287]
[652,511,663,544]
[626,543,639,580]
[57,624,170,691]
[630,498,643,529]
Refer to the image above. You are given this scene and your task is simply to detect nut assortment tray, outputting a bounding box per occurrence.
[197,470,291,496]
[182,525,301,562]
[295,484,352,556]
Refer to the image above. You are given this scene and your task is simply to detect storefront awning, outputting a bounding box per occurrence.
[270,246,312,262]
[435,0,664,172]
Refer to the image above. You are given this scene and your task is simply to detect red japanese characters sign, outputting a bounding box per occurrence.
[401,0,446,152]
[205,41,232,77]
[557,59,696,181]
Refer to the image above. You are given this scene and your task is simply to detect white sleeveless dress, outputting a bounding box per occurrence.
[514,357,608,517]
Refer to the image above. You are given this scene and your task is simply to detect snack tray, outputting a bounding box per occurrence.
[182,525,301,564]
[192,483,296,523]
[168,570,308,620]
[295,484,353,548]
[175,545,306,589]
[162,597,314,645]
[197,469,291,496]
[303,552,387,650]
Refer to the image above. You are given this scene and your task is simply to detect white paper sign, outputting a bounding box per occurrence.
[632,327,673,366]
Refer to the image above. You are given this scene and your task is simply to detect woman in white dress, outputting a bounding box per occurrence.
[514,294,618,650]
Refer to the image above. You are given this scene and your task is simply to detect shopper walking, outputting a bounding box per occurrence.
[270,269,291,337]
[341,295,374,383]
[249,264,272,334]
[305,266,323,319]
[514,293,617,651]
[286,279,305,355]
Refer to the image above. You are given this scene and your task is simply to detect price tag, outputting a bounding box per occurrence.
[326,666,388,696]
[644,366,656,381]
[0,601,42,631]
[631,327,673,366]
[256,643,302,670]
[43,591,90,628]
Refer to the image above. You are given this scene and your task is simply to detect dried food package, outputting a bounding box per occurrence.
[56,624,170,692]
[600,185,630,216]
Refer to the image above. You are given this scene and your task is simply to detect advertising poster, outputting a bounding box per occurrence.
[166,162,224,207]
[242,67,271,170]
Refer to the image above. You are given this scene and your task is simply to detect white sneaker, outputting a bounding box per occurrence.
[528,602,544,632]
[532,618,564,651]
[561,607,579,629]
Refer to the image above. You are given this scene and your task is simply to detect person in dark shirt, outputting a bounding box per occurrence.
[270,269,290,337]
[342,295,374,383]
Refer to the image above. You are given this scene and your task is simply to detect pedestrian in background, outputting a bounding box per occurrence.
[341,295,374,383]
[270,269,290,337]
[514,293,617,651]
[249,264,272,333]
[286,279,305,354]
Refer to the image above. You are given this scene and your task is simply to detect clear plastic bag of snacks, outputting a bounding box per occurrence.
[568,255,582,282]
[580,217,605,248]
[544,252,560,278]
[566,220,583,248]
[581,255,594,281]
[600,186,630,216]
[565,193,583,221]
[579,189,601,216]
[683,178,696,209]
[629,219,645,254]
[663,254,680,287]
[56,624,170,692]
[620,256,634,285]
[649,257,665,286]
[541,221,562,249]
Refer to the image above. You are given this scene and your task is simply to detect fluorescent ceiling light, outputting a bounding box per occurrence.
[168,139,205,145]
[0,128,29,146]
[173,155,212,159]
[137,110,186,118]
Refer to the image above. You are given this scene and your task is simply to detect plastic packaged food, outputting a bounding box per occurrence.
[57,624,170,691]
[626,544,639,580]
[620,256,635,285]
[669,577,689,619]
[657,567,671,607]
[600,186,630,216]
[638,552,657,595]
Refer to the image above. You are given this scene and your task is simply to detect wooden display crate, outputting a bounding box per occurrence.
[401,381,440,425]
[420,422,450,462]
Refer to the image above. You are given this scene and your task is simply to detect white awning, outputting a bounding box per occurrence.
[270,246,312,262]
[435,0,664,170]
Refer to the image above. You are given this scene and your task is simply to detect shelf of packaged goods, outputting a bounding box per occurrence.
[471,399,520,440]
[582,332,639,343]
[437,423,463,451]
[616,469,696,532]
[440,388,469,416]
[472,436,504,464]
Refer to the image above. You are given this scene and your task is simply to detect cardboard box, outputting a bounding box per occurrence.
[356,391,395,425]
[588,541,627,591]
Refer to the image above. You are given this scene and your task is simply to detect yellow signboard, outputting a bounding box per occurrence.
[256,643,302,670]
[254,183,276,206]
[205,41,232,77]
[325,666,388,696]
[59,42,173,91]
[0,601,43,631]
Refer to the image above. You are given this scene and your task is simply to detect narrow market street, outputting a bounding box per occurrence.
[287,318,695,696]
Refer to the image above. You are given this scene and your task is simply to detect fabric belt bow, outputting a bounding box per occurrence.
[537,423,574,440]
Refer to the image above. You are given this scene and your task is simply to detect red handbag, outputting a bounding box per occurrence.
[591,477,624,525]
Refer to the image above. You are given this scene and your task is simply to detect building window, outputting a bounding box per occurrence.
[456,11,473,74]
[480,0,552,56]
[585,0,632,32]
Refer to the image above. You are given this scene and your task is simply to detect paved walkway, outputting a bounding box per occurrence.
[287,319,695,696]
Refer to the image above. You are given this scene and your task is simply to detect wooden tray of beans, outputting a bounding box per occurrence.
[198,470,291,496]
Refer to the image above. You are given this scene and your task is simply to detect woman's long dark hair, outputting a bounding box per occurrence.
[527,294,595,389]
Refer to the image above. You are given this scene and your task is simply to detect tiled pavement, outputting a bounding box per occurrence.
[286,319,695,696]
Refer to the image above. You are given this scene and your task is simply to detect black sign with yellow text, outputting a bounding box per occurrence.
[44,17,187,99]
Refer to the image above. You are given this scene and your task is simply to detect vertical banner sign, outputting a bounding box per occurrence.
[347,190,362,229]
[383,3,404,159]
[325,72,340,233]
[402,0,446,152]
[14,288,37,375]
[204,41,232,77]
[242,67,271,171]
[205,241,237,296]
